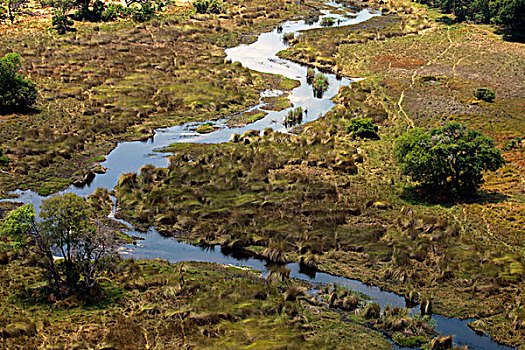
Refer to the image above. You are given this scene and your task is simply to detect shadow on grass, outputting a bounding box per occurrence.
[436,15,456,26]
[494,28,525,43]
[0,106,40,116]
[400,186,509,207]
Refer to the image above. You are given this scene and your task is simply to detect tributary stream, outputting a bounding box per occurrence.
[3,2,512,349]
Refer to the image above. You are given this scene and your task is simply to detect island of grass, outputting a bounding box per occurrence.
[226,109,268,127]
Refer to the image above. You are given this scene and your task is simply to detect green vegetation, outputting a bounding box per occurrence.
[306,67,315,83]
[52,10,75,34]
[1,0,25,23]
[0,254,398,349]
[261,95,292,111]
[0,0,308,196]
[413,0,525,40]
[131,1,157,22]
[0,193,117,291]
[284,106,303,127]
[0,149,9,167]
[320,16,335,27]
[474,87,496,102]
[0,53,37,113]
[283,32,295,41]
[192,0,224,14]
[395,123,505,197]
[312,73,329,97]
[195,122,216,133]
[226,109,268,127]
[348,117,380,140]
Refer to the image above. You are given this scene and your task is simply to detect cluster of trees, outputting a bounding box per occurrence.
[1,0,162,29]
[414,0,524,40]
[0,52,37,113]
[395,122,505,197]
[192,0,224,14]
[48,0,161,33]
[0,193,118,292]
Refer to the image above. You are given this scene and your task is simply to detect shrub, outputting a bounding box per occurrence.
[490,0,525,40]
[284,106,303,127]
[72,0,105,21]
[395,123,505,197]
[0,149,9,167]
[282,32,294,41]
[312,73,329,98]
[347,117,379,139]
[414,0,525,40]
[320,17,335,26]
[192,0,224,14]
[0,53,37,113]
[52,10,75,34]
[474,87,496,102]
[306,67,315,83]
[101,3,132,21]
[132,1,156,22]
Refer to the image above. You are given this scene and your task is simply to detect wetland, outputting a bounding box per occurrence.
[0,0,524,349]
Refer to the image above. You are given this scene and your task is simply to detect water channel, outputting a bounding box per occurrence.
[3,2,512,349]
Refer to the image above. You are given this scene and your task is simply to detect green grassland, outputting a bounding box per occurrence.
[112,0,525,344]
[0,0,313,197]
[0,252,402,349]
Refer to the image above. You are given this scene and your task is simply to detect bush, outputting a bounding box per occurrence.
[306,67,315,83]
[132,1,156,22]
[0,53,37,113]
[284,106,303,127]
[312,73,329,98]
[52,11,75,34]
[474,87,496,102]
[347,117,379,139]
[490,0,525,40]
[72,0,105,21]
[192,0,224,14]
[395,123,505,197]
[101,3,132,21]
[320,17,335,26]
[0,149,9,167]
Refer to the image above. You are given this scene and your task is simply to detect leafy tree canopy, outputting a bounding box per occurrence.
[394,123,505,197]
[0,52,37,113]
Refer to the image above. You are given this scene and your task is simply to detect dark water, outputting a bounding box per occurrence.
[1,3,512,349]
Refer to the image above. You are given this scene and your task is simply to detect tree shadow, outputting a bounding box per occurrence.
[497,29,525,44]
[400,186,509,207]
[436,16,456,26]
[0,106,40,116]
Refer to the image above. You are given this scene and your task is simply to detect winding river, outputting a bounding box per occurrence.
[3,2,512,349]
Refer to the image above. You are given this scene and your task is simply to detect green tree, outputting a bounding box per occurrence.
[347,117,379,139]
[1,0,26,23]
[0,52,37,113]
[0,194,118,291]
[0,203,61,285]
[40,193,92,286]
[52,10,75,34]
[394,123,505,196]
[490,0,525,40]
[192,0,224,14]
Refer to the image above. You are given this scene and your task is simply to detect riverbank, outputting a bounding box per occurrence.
[0,0,314,196]
[0,256,399,349]
[112,1,524,347]
[1,0,523,348]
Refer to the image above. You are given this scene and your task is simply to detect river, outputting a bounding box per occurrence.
[2,2,512,349]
